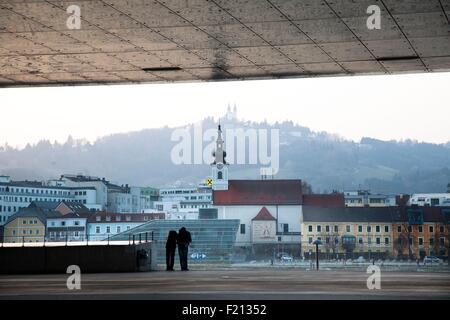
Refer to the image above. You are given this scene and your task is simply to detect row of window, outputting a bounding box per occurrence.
[49,220,81,227]
[307,225,390,233]
[12,229,40,235]
[398,237,446,246]
[1,196,68,204]
[22,219,38,225]
[308,236,390,245]
[397,225,445,233]
[180,204,210,209]
[0,187,72,196]
[95,225,131,234]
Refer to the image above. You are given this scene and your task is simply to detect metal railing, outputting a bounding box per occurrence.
[0,231,154,247]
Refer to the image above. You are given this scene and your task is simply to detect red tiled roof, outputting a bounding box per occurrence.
[302,193,345,207]
[252,207,276,221]
[213,179,302,205]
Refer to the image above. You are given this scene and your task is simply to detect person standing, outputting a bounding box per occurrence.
[177,227,192,271]
[165,230,178,271]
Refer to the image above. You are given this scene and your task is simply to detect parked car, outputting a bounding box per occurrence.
[280,254,294,262]
[423,256,442,265]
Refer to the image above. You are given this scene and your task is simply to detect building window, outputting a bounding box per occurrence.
[346,225,350,233]
[217,171,223,180]
[317,225,321,232]
[358,225,362,233]
[376,237,380,245]
[358,237,363,244]
[418,237,424,246]
[308,237,313,244]
[440,226,444,233]
[283,224,289,233]
[117,226,121,233]
[367,226,371,233]
[367,237,372,244]
[440,237,445,246]
[240,224,245,234]
[384,226,389,233]
[408,226,412,232]
[308,225,313,232]
[325,225,330,232]
[334,225,338,232]
[326,237,330,244]
[429,226,434,233]
[385,237,389,245]
[418,226,423,233]
[375,226,380,233]
[106,226,110,234]
[96,226,100,234]
[430,238,434,246]
[74,221,80,226]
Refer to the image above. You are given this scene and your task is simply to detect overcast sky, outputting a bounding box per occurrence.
[1,72,449,149]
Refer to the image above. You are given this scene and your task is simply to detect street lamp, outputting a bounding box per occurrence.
[313,239,322,270]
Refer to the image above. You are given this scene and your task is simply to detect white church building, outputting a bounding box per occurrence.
[209,124,304,256]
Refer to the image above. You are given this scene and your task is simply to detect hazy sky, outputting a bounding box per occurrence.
[1,72,449,148]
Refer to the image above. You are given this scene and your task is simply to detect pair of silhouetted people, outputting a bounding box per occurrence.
[165,227,192,271]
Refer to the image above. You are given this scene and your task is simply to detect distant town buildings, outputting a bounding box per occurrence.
[87,211,164,241]
[408,193,450,207]
[0,175,97,225]
[155,186,212,220]
[344,190,396,207]
[1,120,449,262]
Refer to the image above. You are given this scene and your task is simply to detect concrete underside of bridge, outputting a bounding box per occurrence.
[0,0,449,87]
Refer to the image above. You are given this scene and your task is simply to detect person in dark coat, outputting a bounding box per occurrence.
[177,227,192,271]
[165,230,178,271]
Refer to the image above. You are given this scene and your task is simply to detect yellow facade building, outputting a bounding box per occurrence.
[302,206,397,259]
[3,207,60,243]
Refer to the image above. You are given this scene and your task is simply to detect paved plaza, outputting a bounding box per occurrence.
[0,269,449,300]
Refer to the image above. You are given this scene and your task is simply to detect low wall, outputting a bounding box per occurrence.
[0,242,158,274]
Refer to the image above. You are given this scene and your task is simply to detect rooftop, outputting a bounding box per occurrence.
[213,179,303,206]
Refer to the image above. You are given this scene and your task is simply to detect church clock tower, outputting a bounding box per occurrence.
[211,124,228,190]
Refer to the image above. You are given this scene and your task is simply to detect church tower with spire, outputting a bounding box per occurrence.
[211,123,229,190]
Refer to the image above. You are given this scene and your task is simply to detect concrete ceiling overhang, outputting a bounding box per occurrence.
[0,0,449,87]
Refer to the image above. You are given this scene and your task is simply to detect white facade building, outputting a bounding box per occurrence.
[87,211,165,240]
[46,213,89,241]
[60,174,108,210]
[0,175,97,226]
[107,186,153,213]
[344,190,395,207]
[409,193,450,206]
[155,186,212,220]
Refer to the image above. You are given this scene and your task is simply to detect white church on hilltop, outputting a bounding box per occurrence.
[209,124,303,256]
